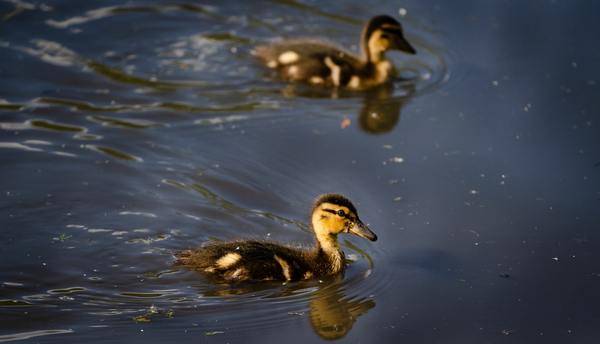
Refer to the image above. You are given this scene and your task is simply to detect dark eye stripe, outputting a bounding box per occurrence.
[323,208,351,219]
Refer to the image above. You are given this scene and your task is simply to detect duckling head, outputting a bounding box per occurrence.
[361,15,416,63]
[311,194,377,243]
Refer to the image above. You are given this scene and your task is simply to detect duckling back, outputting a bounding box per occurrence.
[176,241,315,282]
[253,39,363,87]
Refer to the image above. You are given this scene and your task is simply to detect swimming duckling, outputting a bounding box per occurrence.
[253,15,416,90]
[175,194,377,282]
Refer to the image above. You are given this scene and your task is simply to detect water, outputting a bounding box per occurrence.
[1,0,599,343]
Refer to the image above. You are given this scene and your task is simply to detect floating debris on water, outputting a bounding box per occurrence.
[340,117,351,129]
[52,233,72,242]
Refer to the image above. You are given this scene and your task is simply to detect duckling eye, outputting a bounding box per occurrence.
[337,210,345,217]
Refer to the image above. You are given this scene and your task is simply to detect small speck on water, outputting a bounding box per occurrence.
[398,8,407,16]
[501,329,514,336]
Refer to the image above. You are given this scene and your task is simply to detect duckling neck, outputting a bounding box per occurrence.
[360,47,393,85]
[359,32,396,84]
[312,232,345,275]
[360,31,386,64]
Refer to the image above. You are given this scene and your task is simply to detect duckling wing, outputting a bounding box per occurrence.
[254,39,363,86]
[176,241,309,282]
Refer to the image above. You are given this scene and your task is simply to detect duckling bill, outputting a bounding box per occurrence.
[175,194,376,282]
[253,15,416,89]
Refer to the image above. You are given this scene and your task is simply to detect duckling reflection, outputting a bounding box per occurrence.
[196,278,375,340]
[309,279,375,340]
[281,81,415,134]
[358,82,414,134]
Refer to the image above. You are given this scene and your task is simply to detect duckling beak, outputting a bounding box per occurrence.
[391,34,416,55]
[349,220,378,241]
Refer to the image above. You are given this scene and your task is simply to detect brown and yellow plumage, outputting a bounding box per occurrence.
[175,194,377,282]
[253,15,416,90]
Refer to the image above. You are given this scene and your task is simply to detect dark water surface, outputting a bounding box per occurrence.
[1,1,599,343]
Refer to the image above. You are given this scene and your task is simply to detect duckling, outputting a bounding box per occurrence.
[253,15,416,90]
[175,194,377,282]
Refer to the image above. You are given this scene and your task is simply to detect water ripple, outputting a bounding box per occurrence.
[0,329,73,343]
[45,4,219,29]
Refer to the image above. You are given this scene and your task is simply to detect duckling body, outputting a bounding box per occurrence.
[175,194,377,282]
[253,15,416,90]
[176,240,339,281]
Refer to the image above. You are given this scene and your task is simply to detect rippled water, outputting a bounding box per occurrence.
[1,1,599,343]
